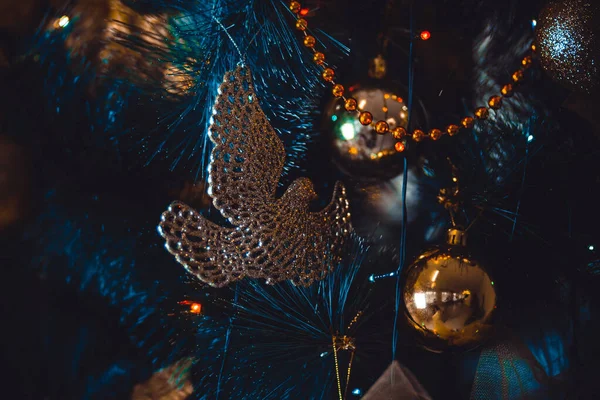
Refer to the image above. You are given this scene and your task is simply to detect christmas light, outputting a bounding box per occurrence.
[420,30,431,41]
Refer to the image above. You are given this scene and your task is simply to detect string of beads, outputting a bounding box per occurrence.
[288,0,536,152]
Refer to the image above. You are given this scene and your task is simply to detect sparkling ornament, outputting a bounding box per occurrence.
[159,66,352,287]
[535,0,600,93]
[403,228,496,351]
[323,84,414,180]
[131,359,193,400]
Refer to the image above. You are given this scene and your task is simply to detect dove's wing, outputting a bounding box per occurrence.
[159,201,243,287]
[207,65,285,224]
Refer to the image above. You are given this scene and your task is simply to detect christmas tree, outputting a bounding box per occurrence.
[1,0,599,398]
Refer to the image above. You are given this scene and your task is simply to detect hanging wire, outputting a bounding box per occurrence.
[391,157,409,362]
[216,284,239,399]
[510,119,532,241]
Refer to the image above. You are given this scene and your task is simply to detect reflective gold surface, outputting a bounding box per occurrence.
[403,248,496,350]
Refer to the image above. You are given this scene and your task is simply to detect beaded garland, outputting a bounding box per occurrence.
[288,0,536,152]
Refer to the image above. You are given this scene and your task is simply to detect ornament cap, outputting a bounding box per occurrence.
[447,228,467,246]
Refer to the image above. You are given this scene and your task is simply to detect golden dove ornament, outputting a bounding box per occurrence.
[158,65,352,288]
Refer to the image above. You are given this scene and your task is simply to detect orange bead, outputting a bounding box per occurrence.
[375,121,389,134]
[412,129,425,142]
[395,141,406,152]
[332,84,344,98]
[461,117,475,129]
[296,18,308,31]
[303,35,316,48]
[322,68,335,82]
[313,52,325,65]
[429,128,443,140]
[501,83,514,97]
[474,107,489,119]
[521,55,533,68]
[488,95,502,110]
[359,111,373,126]
[344,98,357,111]
[531,44,536,52]
[289,1,301,13]
[446,124,460,136]
[512,70,524,83]
[391,126,407,139]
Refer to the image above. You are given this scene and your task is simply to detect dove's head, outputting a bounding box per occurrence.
[287,177,317,202]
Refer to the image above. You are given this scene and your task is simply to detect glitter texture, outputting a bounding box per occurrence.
[158,66,352,288]
[536,0,599,93]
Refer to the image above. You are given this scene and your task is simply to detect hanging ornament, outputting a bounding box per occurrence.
[44,0,196,97]
[323,82,414,180]
[159,66,352,288]
[535,0,600,94]
[131,358,193,400]
[402,228,497,352]
[361,361,431,400]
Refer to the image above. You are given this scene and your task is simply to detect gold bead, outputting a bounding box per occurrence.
[501,83,514,97]
[391,126,407,139]
[313,52,325,65]
[322,68,335,82]
[461,117,475,129]
[446,124,460,136]
[289,1,301,13]
[303,35,316,48]
[412,129,425,142]
[332,84,344,98]
[429,128,443,140]
[359,111,373,126]
[296,18,308,31]
[531,44,536,52]
[375,121,389,134]
[395,141,406,152]
[488,95,502,110]
[344,98,357,111]
[512,69,524,83]
[474,107,489,120]
[521,55,533,68]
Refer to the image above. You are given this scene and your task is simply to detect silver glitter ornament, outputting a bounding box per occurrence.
[158,66,352,288]
[535,0,600,94]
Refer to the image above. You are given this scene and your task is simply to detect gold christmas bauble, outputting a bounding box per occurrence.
[403,229,496,352]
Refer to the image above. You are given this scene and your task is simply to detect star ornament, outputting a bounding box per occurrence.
[158,66,352,288]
